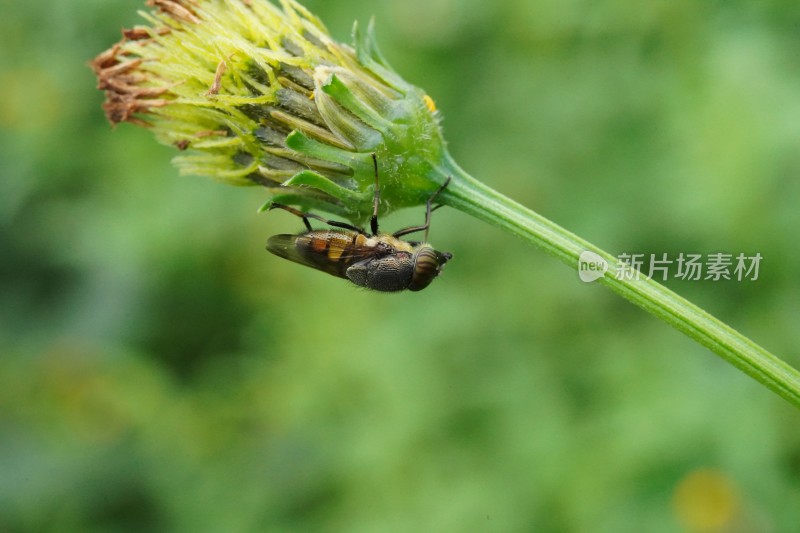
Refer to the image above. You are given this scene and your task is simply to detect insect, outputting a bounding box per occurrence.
[266,155,452,292]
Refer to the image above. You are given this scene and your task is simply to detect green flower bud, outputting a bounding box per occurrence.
[91,0,448,224]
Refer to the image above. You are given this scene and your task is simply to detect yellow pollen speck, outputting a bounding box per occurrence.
[423,94,436,113]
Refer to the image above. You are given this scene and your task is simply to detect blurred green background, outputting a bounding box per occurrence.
[2,0,800,531]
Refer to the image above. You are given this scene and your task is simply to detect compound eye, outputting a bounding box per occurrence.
[408,247,442,292]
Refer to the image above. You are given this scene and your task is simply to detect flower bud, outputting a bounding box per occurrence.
[91,0,449,224]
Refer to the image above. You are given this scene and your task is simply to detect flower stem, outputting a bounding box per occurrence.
[438,153,800,409]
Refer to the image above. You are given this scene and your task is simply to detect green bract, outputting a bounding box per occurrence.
[92,0,447,224]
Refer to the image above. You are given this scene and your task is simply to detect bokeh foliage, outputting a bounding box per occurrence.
[2,0,800,531]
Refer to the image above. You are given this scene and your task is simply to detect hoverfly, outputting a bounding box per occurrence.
[266,155,452,292]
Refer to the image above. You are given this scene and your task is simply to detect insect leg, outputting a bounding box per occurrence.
[392,177,451,240]
[269,203,365,233]
[370,153,380,236]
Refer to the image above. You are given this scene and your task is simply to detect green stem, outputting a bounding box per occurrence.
[438,154,800,409]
